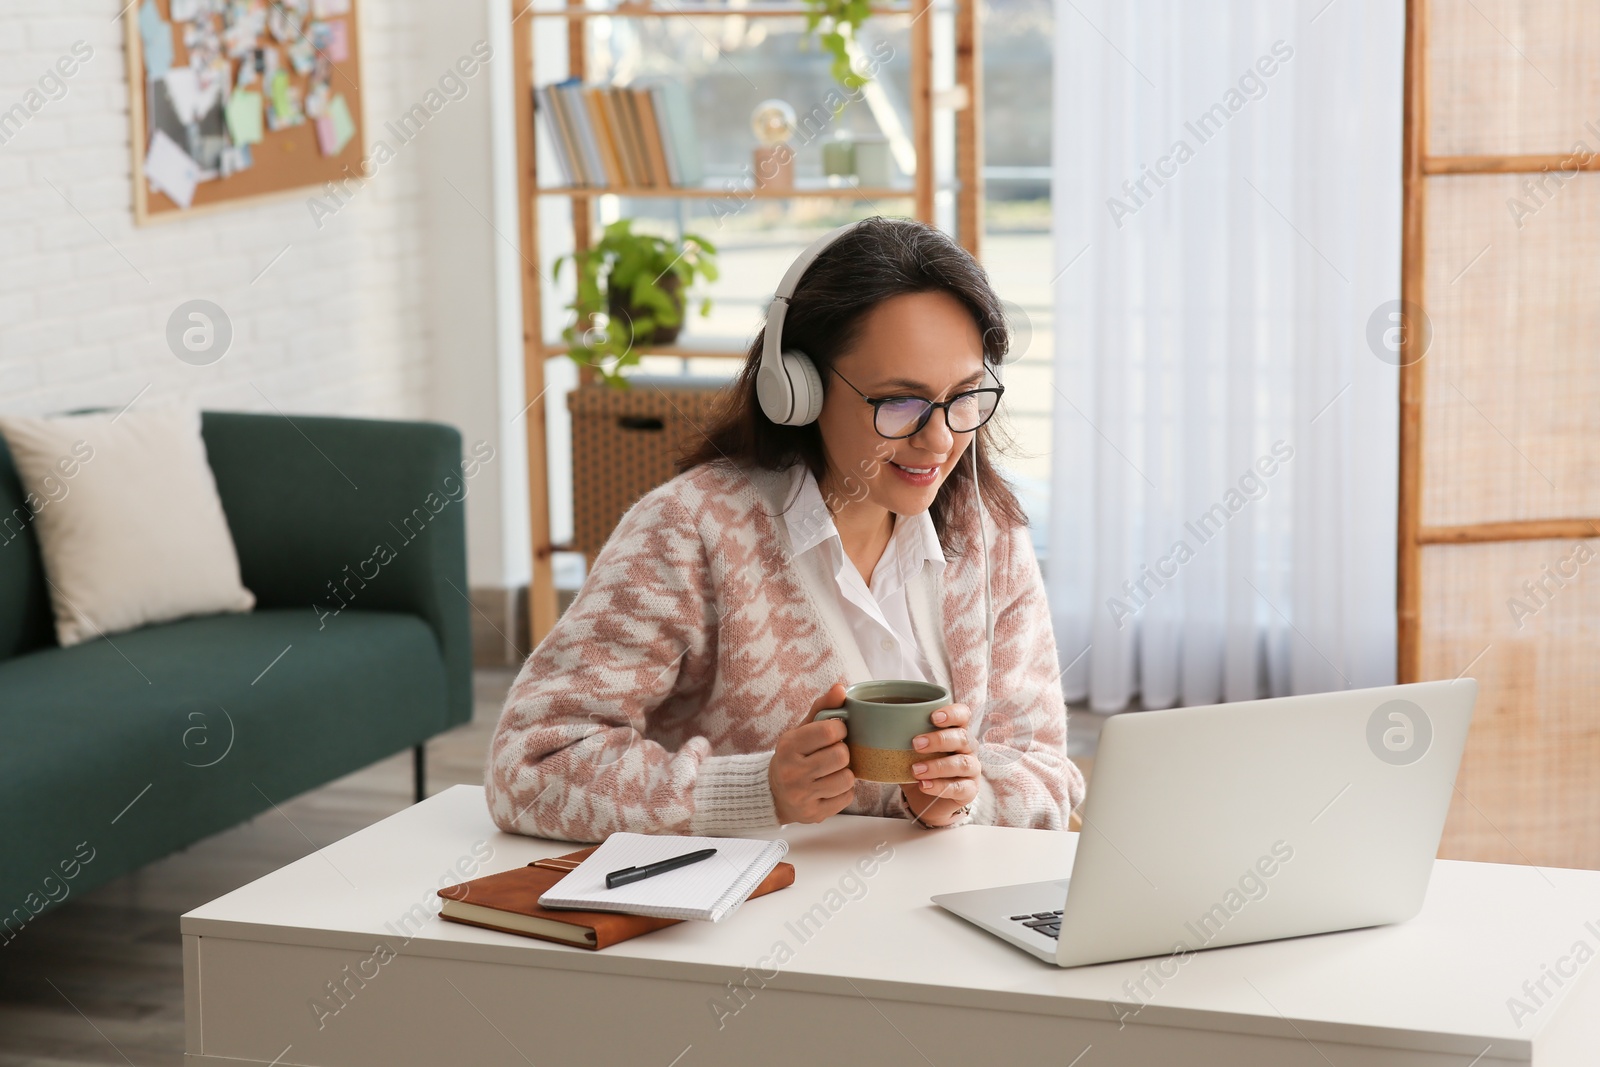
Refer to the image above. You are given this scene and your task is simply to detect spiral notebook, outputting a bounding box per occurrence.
[537,832,790,923]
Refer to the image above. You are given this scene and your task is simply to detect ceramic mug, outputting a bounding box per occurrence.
[816,679,952,783]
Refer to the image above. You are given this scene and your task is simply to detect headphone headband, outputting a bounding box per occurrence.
[756,219,870,427]
[760,219,865,377]
[773,220,864,304]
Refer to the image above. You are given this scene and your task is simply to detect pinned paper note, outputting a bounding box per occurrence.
[219,143,253,177]
[304,78,331,119]
[170,0,201,20]
[268,4,303,43]
[267,69,303,128]
[162,67,202,124]
[328,93,354,144]
[319,19,349,63]
[139,0,174,79]
[137,0,164,41]
[315,93,354,156]
[145,128,199,208]
[288,37,316,74]
[223,17,256,58]
[234,46,264,88]
[192,97,228,176]
[271,70,289,114]
[312,0,351,15]
[224,89,263,144]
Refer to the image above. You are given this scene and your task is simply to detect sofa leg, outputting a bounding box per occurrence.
[413,744,426,804]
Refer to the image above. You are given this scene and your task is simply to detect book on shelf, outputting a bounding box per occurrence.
[605,87,644,186]
[534,77,704,190]
[630,88,667,187]
[585,84,625,185]
[559,80,604,185]
[644,77,704,186]
[634,87,674,188]
[537,83,581,186]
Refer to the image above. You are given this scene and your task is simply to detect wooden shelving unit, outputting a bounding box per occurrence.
[536,182,921,199]
[510,0,983,644]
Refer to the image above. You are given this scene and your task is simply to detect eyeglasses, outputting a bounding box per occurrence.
[828,364,1005,439]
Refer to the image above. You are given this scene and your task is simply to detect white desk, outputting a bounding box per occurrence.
[182,785,1600,1065]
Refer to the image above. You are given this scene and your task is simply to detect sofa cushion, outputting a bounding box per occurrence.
[0,405,256,648]
[0,607,450,922]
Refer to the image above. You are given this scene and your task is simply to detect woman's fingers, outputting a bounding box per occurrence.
[771,685,856,825]
[900,705,980,821]
[802,737,851,777]
[911,752,981,780]
[912,726,970,754]
[929,702,971,728]
[789,683,849,755]
[813,766,856,800]
[911,705,973,754]
[918,777,979,801]
[793,717,848,755]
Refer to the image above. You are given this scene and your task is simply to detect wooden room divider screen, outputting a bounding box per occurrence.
[1400,1,1600,868]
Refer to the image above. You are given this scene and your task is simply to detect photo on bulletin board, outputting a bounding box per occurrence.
[124,0,365,224]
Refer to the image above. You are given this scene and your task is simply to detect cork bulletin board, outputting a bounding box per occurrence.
[124,0,366,224]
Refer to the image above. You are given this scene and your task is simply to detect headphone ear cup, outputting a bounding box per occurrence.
[781,350,825,426]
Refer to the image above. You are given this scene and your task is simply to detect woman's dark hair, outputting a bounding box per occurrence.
[676,215,1029,559]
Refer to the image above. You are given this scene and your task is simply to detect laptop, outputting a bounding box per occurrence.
[932,679,1476,967]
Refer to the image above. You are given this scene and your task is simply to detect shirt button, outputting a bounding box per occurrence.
[880,638,895,650]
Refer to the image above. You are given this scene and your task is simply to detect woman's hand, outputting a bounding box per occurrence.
[900,702,980,827]
[769,683,857,825]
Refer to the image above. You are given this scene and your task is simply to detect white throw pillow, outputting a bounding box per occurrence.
[0,404,255,647]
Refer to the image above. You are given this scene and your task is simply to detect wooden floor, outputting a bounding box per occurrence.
[0,669,515,1067]
[0,669,1101,1066]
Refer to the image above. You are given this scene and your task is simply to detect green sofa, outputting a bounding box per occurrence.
[0,412,473,938]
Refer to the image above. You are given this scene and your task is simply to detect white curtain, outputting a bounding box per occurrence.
[1047,0,1402,712]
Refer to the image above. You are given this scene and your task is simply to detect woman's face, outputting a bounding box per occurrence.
[816,289,989,517]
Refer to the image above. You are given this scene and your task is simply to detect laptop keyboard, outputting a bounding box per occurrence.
[1010,910,1062,938]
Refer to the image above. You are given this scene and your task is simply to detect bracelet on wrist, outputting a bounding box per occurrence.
[914,802,972,829]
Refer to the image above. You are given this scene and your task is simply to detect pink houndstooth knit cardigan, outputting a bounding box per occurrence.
[485,458,1085,841]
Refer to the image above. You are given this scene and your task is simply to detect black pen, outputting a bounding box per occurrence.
[605,847,718,889]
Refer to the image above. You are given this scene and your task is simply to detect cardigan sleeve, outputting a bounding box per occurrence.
[484,486,779,843]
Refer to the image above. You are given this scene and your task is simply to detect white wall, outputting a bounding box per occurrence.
[414,0,530,589]
[0,0,530,589]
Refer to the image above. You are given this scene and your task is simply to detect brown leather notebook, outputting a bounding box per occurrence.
[437,844,796,951]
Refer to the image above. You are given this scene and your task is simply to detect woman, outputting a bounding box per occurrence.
[486,215,1084,840]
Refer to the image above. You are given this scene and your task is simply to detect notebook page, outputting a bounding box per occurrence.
[538,832,789,922]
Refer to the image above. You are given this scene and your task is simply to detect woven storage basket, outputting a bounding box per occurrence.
[566,377,732,566]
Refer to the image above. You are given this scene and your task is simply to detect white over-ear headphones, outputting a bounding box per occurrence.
[758,219,998,677]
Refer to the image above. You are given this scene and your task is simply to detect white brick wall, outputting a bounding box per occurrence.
[0,1,451,423]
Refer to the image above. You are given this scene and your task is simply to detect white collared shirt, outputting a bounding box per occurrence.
[783,464,947,682]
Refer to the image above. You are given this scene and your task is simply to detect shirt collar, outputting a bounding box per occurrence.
[782,464,946,584]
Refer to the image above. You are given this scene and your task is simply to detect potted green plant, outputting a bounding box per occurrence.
[799,0,875,95]
[552,219,719,389]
